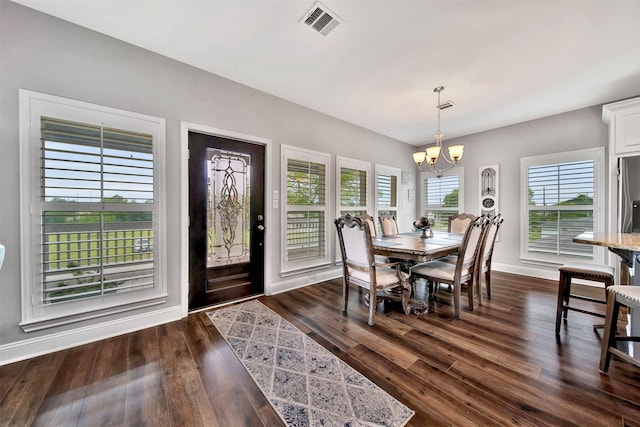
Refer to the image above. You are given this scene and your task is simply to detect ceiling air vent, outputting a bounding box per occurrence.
[436,101,455,110]
[301,2,342,36]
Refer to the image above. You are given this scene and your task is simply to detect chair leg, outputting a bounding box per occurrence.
[343,276,349,313]
[556,272,567,337]
[368,287,377,326]
[467,279,475,311]
[453,282,461,319]
[599,292,620,373]
[475,270,483,306]
[485,269,492,299]
[563,276,572,319]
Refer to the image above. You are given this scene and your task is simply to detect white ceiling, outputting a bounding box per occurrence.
[12,0,640,146]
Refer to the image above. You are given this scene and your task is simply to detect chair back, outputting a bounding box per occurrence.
[363,216,377,238]
[455,216,490,279]
[335,214,375,279]
[379,213,399,236]
[479,214,504,268]
[448,213,477,234]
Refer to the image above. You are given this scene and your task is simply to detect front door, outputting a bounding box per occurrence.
[188,131,265,310]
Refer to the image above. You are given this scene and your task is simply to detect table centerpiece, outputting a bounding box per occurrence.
[413,217,435,240]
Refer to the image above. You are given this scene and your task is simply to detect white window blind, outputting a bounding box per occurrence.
[375,166,399,234]
[282,146,330,272]
[521,147,604,264]
[340,167,367,210]
[527,160,594,258]
[421,169,463,231]
[41,117,155,304]
[337,157,370,218]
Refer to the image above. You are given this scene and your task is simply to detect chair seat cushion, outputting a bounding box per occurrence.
[411,260,471,283]
[608,285,640,305]
[350,267,409,289]
[439,255,457,264]
[559,262,615,279]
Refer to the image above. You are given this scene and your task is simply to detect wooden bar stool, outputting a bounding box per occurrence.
[555,262,615,337]
[599,285,640,373]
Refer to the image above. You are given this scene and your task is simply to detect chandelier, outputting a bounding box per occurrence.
[412,86,464,178]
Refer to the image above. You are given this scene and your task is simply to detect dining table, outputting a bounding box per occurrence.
[372,231,463,313]
[372,231,463,263]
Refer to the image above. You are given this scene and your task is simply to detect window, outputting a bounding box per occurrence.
[337,157,371,217]
[19,90,166,331]
[375,165,400,234]
[420,168,464,231]
[281,145,331,273]
[521,147,605,264]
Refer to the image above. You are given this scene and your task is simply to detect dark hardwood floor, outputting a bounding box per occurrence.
[2,271,639,426]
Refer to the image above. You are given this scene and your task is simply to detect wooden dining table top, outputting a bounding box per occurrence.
[372,232,463,263]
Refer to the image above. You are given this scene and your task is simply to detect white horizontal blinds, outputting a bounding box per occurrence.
[339,167,367,216]
[40,117,155,304]
[286,158,326,262]
[41,117,154,203]
[377,173,397,214]
[376,172,398,235]
[527,160,594,259]
[423,174,459,231]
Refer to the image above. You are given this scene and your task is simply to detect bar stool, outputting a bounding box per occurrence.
[555,262,615,337]
[599,285,640,373]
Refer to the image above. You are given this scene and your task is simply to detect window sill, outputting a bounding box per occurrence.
[20,294,168,332]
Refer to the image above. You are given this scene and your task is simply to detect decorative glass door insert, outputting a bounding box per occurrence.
[207,148,251,268]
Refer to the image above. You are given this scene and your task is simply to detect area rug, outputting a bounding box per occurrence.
[207,300,415,427]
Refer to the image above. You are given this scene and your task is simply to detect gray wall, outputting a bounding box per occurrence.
[440,106,609,277]
[0,2,416,349]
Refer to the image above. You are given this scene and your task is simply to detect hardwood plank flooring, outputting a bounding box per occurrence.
[1,272,639,426]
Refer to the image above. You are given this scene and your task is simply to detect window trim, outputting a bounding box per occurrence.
[280,144,331,275]
[419,167,465,231]
[374,164,401,234]
[520,147,605,265]
[19,89,167,332]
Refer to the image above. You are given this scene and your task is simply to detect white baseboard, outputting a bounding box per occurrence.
[269,268,342,295]
[492,263,602,287]
[492,262,559,281]
[0,304,182,366]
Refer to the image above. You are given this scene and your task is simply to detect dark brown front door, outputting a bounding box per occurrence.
[188,131,265,310]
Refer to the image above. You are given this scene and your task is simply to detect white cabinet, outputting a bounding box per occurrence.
[602,97,640,156]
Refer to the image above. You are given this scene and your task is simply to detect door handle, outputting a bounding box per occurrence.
[257,225,265,231]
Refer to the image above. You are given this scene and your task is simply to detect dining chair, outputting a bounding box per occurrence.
[335,214,411,326]
[379,213,399,236]
[448,213,477,234]
[475,214,504,303]
[411,216,489,319]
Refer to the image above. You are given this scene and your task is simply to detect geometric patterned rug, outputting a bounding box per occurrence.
[207,300,415,426]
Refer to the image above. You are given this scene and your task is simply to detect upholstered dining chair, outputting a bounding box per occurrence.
[448,213,477,234]
[475,214,504,303]
[411,216,489,319]
[379,213,399,236]
[335,214,411,326]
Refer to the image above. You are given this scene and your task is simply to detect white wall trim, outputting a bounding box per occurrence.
[493,262,601,287]
[0,304,182,366]
[179,122,273,313]
[270,268,342,295]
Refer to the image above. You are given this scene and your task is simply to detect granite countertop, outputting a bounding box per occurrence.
[573,232,640,251]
